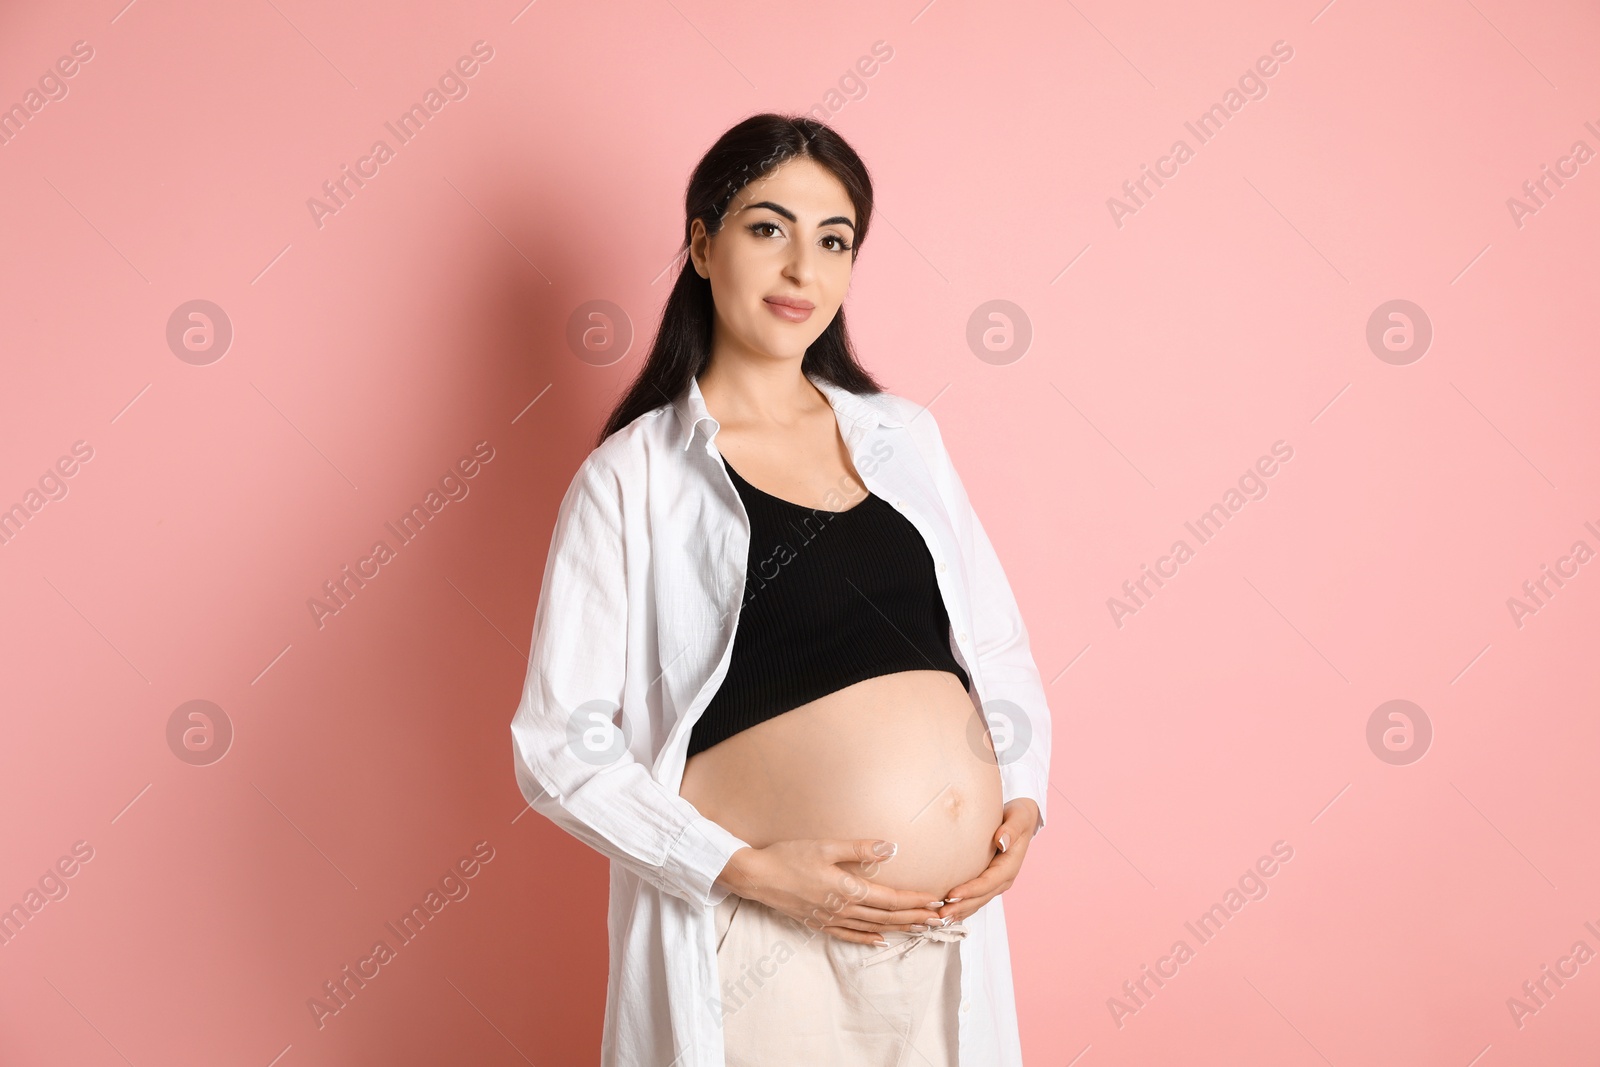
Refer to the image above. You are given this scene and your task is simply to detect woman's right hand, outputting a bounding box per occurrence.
[716,840,949,946]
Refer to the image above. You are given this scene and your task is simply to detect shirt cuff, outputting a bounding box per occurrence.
[1000,763,1049,837]
[664,814,752,906]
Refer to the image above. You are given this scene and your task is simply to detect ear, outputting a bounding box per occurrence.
[688,217,711,279]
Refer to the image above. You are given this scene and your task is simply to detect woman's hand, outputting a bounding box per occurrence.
[717,839,949,946]
[935,798,1041,925]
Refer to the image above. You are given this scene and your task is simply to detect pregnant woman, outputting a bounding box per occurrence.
[510,114,1053,1067]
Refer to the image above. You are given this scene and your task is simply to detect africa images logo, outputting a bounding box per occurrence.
[306,40,495,229]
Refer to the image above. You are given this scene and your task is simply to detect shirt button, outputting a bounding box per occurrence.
[896,498,906,508]
[936,560,947,573]
[958,631,968,643]
[960,997,971,1013]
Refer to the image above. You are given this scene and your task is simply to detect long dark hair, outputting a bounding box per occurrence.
[596,113,885,447]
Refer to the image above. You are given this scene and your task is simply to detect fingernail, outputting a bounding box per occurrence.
[927,917,947,927]
[946,896,963,903]
[874,938,889,947]
[998,834,1009,853]
[928,900,945,908]
[873,840,898,859]
[910,924,928,932]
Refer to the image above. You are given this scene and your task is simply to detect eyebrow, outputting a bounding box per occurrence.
[736,200,855,233]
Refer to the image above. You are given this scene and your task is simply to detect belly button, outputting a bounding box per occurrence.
[943,789,964,820]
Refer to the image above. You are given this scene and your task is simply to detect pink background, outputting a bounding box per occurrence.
[3,0,1598,1063]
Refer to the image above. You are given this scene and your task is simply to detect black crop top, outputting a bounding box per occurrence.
[685,453,971,758]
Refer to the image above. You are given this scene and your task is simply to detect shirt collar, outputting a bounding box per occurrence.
[676,369,903,452]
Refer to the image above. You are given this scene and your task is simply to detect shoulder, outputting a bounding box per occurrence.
[874,390,952,459]
[569,403,677,499]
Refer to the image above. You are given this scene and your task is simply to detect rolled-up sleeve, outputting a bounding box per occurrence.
[510,455,751,905]
[915,411,1053,836]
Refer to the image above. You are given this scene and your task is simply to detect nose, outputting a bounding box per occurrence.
[781,239,820,284]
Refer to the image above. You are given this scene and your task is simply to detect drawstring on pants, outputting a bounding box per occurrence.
[858,919,968,967]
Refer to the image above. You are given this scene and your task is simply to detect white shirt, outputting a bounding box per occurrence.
[509,370,1053,1066]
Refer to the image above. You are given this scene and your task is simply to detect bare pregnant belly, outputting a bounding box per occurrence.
[679,670,1004,898]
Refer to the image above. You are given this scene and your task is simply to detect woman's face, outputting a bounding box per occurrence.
[689,156,857,364]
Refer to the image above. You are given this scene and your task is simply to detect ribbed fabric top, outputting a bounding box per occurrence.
[686,453,971,758]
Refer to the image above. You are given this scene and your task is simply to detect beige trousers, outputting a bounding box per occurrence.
[711,892,966,1066]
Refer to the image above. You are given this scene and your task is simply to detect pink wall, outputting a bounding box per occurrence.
[3,0,1598,1063]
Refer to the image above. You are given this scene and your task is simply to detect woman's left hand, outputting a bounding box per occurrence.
[935,798,1041,925]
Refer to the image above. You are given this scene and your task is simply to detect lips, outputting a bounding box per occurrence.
[764,296,815,310]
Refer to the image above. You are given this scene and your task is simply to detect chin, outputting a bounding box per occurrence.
[755,335,816,361]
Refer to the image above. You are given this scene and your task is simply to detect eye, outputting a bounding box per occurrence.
[747,220,853,253]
